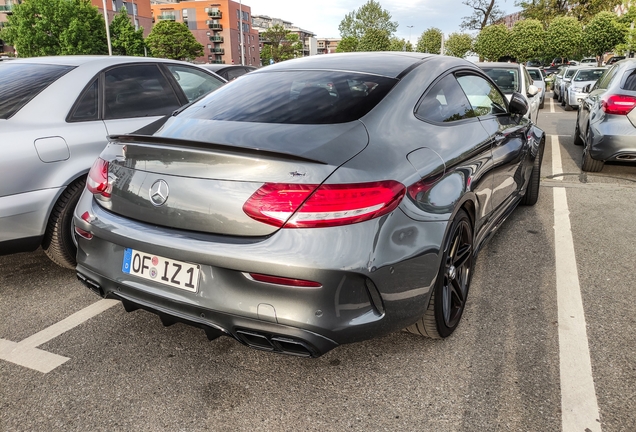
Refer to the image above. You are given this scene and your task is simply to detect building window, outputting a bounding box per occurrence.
[111,0,116,11]
[132,3,137,15]
[135,18,139,30]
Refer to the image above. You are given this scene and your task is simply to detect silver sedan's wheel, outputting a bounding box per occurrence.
[581,132,604,172]
[42,178,85,269]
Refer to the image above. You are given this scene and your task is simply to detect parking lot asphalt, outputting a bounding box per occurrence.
[1,94,635,431]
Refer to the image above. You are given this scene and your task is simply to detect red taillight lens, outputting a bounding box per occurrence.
[601,95,636,115]
[248,273,322,287]
[243,181,406,228]
[87,158,110,197]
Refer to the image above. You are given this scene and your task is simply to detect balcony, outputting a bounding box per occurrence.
[207,21,222,30]
[157,14,176,21]
[211,48,224,54]
[0,4,13,13]
[209,35,223,42]
[209,58,225,64]
[207,10,221,18]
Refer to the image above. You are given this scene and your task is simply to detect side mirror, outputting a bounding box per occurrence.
[509,92,529,116]
[527,85,539,96]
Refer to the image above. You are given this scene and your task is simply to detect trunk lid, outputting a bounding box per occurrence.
[98,120,369,237]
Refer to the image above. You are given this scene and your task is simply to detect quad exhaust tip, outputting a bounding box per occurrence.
[235,329,317,357]
[616,154,636,160]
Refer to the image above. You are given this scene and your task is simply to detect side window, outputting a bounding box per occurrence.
[104,64,181,120]
[415,74,475,123]
[226,68,245,81]
[164,64,225,102]
[622,69,636,91]
[456,74,507,116]
[68,79,98,122]
[595,66,616,90]
[524,68,532,91]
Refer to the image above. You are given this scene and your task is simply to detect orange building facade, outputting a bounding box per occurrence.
[151,0,259,65]
[91,0,153,37]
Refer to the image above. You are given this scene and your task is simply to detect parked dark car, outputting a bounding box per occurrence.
[0,56,225,268]
[575,59,636,171]
[74,52,545,357]
[199,64,256,81]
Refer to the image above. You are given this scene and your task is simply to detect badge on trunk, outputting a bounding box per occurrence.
[149,180,169,206]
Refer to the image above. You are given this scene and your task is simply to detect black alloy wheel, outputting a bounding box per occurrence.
[439,213,473,331]
[406,209,474,339]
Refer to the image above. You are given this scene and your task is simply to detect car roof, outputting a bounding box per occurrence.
[255,52,434,78]
[202,64,256,71]
[477,62,523,70]
[6,55,191,68]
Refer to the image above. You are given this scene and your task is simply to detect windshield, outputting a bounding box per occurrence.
[480,68,519,94]
[180,70,398,124]
[528,69,542,80]
[565,69,577,79]
[574,69,605,81]
[0,63,74,119]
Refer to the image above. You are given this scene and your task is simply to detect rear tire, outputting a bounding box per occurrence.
[42,178,86,269]
[581,133,604,172]
[406,209,473,339]
[574,119,584,146]
[521,139,545,206]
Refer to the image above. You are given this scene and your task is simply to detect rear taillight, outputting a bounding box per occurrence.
[243,181,406,228]
[601,95,636,115]
[87,158,111,197]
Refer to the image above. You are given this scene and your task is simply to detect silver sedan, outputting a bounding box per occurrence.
[0,56,225,267]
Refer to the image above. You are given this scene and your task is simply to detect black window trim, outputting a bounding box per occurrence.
[455,70,510,120]
[66,76,101,123]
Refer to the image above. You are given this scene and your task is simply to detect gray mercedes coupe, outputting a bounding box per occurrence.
[74,52,545,357]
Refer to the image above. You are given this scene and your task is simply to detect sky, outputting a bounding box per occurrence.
[243,0,522,42]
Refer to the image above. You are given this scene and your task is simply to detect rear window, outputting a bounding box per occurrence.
[181,70,398,124]
[480,68,519,94]
[527,69,542,80]
[565,69,577,78]
[574,69,605,82]
[0,63,74,119]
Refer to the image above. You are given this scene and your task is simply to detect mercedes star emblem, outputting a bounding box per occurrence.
[149,180,169,206]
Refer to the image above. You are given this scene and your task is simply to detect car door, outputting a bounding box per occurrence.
[413,72,494,236]
[162,64,225,102]
[101,63,182,137]
[456,73,529,218]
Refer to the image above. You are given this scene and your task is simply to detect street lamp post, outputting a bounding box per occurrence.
[101,0,112,55]
[406,25,413,52]
[238,0,245,65]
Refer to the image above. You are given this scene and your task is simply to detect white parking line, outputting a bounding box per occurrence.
[551,135,563,180]
[0,299,118,373]
[550,96,555,113]
[553,188,602,431]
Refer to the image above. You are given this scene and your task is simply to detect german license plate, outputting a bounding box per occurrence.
[122,248,200,292]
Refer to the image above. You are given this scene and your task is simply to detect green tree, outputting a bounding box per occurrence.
[335,36,359,53]
[338,0,398,40]
[358,28,391,51]
[445,33,473,58]
[546,16,582,63]
[389,37,414,52]
[146,21,203,60]
[473,24,510,61]
[0,0,107,57]
[510,19,545,62]
[259,24,302,63]
[461,0,504,31]
[416,27,443,54]
[519,0,621,26]
[109,10,145,56]
[583,11,627,62]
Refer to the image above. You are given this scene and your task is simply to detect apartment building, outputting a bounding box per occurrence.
[151,0,259,65]
[317,38,340,55]
[0,0,15,55]
[252,14,316,57]
[92,0,153,37]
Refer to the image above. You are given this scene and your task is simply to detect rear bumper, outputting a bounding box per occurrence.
[74,191,446,356]
[589,115,636,161]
